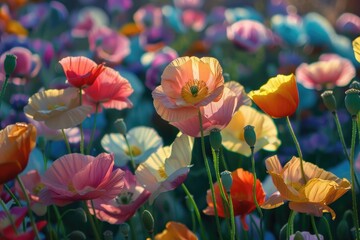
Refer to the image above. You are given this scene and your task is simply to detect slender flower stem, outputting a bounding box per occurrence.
[181,184,207,240]
[124,136,136,170]
[286,116,306,183]
[250,147,264,240]
[198,110,223,240]
[0,199,17,234]
[61,129,71,154]
[227,190,236,240]
[4,184,22,207]
[86,103,99,154]
[53,205,67,238]
[321,216,333,240]
[16,176,40,240]
[129,216,138,240]
[79,88,85,154]
[350,117,360,240]
[286,210,296,240]
[219,147,229,170]
[82,201,101,240]
[0,73,10,111]
[310,216,320,240]
[332,112,360,189]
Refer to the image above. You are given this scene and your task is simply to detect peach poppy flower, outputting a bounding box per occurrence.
[24,87,92,129]
[83,67,133,112]
[0,123,36,184]
[152,56,224,122]
[155,221,198,240]
[203,168,265,230]
[39,153,125,206]
[59,56,105,88]
[222,105,281,157]
[296,54,355,90]
[248,74,299,118]
[262,155,351,219]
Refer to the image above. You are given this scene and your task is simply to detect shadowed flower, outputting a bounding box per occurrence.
[59,56,105,88]
[262,155,351,219]
[296,54,355,90]
[152,56,224,122]
[83,67,133,112]
[135,134,194,204]
[170,81,250,137]
[248,74,299,118]
[290,231,324,240]
[89,170,150,224]
[101,126,163,166]
[139,26,174,52]
[336,13,360,35]
[222,105,281,156]
[155,221,198,240]
[203,168,266,230]
[24,87,92,129]
[40,153,125,206]
[0,123,36,184]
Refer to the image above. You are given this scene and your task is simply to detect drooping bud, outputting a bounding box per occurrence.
[142,210,154,234]
[114,118,127,136]
[345,89,360,116]
[221,170,233,193]
[321,90,337,112]
[209,129,222,150]
[4,54,17,76]
[244,125,256,148]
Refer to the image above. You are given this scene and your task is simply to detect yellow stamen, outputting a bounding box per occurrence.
[125,145,142,157]
[158,166,168,179]
[67,182,77,193]
[181,79,208,104]
[32,183,45,195]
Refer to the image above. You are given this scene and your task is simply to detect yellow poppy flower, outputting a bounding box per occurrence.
[353,36,360,62]
[248,74,299,118]
[155,221,198,240]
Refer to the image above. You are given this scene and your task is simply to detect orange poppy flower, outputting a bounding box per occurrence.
[203,168,266,230]
[154,221,198,240]
[262,155,351,219]
[0,123,37,184]
[248,74,299,118]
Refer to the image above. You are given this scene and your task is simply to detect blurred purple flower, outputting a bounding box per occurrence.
[207,6,226,25]
[139,26,173,52]
[9,94,29,111]
[71,13,96,38]
[173,0,203,9]
[31,39,55,68]
[134,4,163,29]
[205,23,228,44]
[107,0,133,13]
[267,0,288,16]
[336,13,360,35]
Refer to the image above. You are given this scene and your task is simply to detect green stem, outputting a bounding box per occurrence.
[0,199,17,234]
[198,110,223,240]
[86,103,99,155]
[0,74,10,110]
[82,201,101,240]
[310,216,320,240]
[61,129,71,154]
[286,116,307,183]
[321,216,333,240]
[227,190,236,240]
[79,88,85,154]
[332,112,360,189]
[219,147,229,170]
[181,184,207,240]
[4,184,22,207]
[286,210,296,240]
[16,176,40,240]
[250,147,264,240]
[124,136,136,170]
[350,117,360,240]
[54,206,67,238]
[129,216,137,240]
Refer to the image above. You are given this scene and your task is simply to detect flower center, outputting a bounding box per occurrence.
[47,103,66,111]
[115,191,134,205]
[33,183,45,195]
[67,182,77,193]
[125,145,142,157]
[181,79,208,105]
[158,165,168,179]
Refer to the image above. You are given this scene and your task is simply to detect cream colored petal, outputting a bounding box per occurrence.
[352,36,360,62]
[165,134,194,175]
[44,105,92,129]
[261,191,285,209]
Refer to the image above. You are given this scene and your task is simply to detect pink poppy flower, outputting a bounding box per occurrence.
[174,0,204,9]
[181,9,206,32]
[59,56,105,88]
[296,54,355,90]
[39,153,125,206]
[0,47,41,85]
[89,170,150,224]
[171,81,250,137]
[83,67,133,112]
[152,56,224,122]
[133,4,163,28]
[71,13,96,38]
[88,26,130,65]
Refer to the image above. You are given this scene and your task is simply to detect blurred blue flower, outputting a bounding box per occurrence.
[303,12,336,48]
[271,14,307,47]
[224,7,263,24]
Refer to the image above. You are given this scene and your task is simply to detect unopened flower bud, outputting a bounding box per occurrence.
[337,220,351,240]
[67,230,86,240]
[345,89,360,116]
[4,54,17,76]
[114,118,127,135]
[293,231,305,240]
[142,210,154,234]
[103,230,113,240]
[350,81,360,90]
[244,125,256,147]
[209,129,222,150]
[221,170,233,193]
[119,223,130,238]
[185,195,194,212]
[321,90,337,112]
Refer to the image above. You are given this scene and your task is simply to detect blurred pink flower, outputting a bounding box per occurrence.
[296,54,355,90]
[71,13,96,38]
[133,4,163,28]
[88,26,130,65]
[107,0,133,13]
[181,9,206,32]
[40,153,125,206]
[171,81,250,137]
[174,0,204,9]
[89,170,150,224]
[83,67,133,112]
[0,47,41,85]
[336,13,360,35]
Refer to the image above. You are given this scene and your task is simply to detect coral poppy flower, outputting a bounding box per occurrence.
[59,56,105,88]
[155,221,198,240]
[39,153,125,206]
[296,54,355,90]
[203,168,266,230]
[152,56,224,122]
[135,134,194,204]
[82,67,133,112]
[222,105,281,157]
[89,170,150,224]
[170,81,249,137]
[248,74,299,118]
[24,87,92,129]
[0,123,36,184]
[262,155,351,219]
